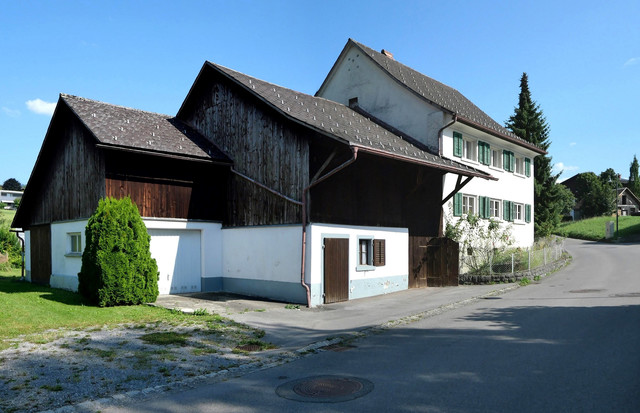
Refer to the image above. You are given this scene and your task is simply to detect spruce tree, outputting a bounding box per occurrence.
[505,73,565,237]
[629,155,640,196]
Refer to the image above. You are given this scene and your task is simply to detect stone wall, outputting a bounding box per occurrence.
[459,254,571,285]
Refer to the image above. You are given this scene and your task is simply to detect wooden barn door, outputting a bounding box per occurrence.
[323,238,349,304]
[409,236,459,288]
[425,237,459,287]
[30,224,52,285]
[409,236,429,288]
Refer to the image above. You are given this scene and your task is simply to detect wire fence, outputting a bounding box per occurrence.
[460,238,566,276]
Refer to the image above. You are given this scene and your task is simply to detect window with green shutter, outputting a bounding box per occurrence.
[478,142,491,165]
[525,158,531,177]
[503,200,514,222]
[453,132,463,158]
[478,196,491,218]
[503,151,515,172]
[525,204,531,223]
[453,192,462,216]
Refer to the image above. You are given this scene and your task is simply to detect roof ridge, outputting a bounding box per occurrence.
[60,93,172,118]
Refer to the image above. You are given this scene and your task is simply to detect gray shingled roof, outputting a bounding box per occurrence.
[207,62,493,180]
[61,94,230,162]
[344,40,544,153]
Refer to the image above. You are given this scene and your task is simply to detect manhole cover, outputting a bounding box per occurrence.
[276,375,374,403]
[569,289,605,293]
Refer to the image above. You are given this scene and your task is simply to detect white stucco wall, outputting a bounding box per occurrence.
[221,225,301,283]
[307,223,409,306]
[318,47,443,151]
[442,126,538,247]
[47,218,223,292]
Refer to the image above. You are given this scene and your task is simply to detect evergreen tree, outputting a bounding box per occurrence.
[629,155,640,196]
[505,73,566,237]
[1,178,22,191]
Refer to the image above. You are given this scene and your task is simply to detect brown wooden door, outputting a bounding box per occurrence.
[30,224,52,285]
[409,236,430,288]
[324,237,349,303]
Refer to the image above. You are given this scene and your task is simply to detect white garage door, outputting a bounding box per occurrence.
[149,229,201,295]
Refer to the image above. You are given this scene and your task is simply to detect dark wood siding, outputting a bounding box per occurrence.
[29,224,51,285]
[104,151,227,221]
[178,68,308,226]
[409,236,459,288]
[309,152,444,237]
[17,104,105,228]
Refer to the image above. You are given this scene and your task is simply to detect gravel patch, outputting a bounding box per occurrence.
[0,319,279,413]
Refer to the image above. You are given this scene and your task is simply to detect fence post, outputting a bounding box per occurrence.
[511,253,515,274]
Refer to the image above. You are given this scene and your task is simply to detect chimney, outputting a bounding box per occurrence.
[381,49,394,59]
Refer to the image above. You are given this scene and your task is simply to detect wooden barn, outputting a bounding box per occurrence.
[13,61,492,306]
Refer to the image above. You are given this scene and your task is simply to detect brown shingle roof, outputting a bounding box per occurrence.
[62,94,230,162]
[328,39,544,154]
[207,62,494,180]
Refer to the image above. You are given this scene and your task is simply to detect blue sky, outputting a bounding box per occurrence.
[1,0,638,186]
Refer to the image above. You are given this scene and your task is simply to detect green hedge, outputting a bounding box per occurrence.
[78,197,158,307]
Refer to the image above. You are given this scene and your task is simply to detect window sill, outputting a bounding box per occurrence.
[65,252,82,258]
[356,265,376,272]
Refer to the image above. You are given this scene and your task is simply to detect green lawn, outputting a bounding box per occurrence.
[0,272,231,349]
[0,208,16,224]
[554,215,640,241]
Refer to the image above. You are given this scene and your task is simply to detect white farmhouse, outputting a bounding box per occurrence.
[316,39,545,247]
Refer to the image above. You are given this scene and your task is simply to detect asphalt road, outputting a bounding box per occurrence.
[103,239,640,412]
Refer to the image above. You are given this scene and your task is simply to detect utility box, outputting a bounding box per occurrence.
[605,221,615,239]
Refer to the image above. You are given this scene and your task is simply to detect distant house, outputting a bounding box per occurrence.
[316,39,546,247]
[13,59,493,305]
[617,187,640,216]
[1,189,23,209]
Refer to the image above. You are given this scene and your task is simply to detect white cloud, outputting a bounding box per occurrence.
[569,142,577,147]
[26,98,56,115]
[1,107,21,117]
[553,162,579,177]
[624,57,640,67]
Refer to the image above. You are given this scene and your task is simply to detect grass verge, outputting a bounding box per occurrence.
[554,216,640,241]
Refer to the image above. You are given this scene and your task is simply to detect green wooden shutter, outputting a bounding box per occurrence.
[525,158,531,177]
[479,196,486,218]
[478,142,490,165]
[503,151,509,171]
[453,132,462,157]
[525,204,531,223]
[503,200,513,222]
[454,193,462,216]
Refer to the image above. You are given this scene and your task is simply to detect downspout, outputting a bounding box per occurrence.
[10,229,25,281]
[301,146,359,307]
[438,113,458,157]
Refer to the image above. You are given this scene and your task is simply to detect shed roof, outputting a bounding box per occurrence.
[62,94,230,163]
[202,62,494,180]
[319,39,545,154]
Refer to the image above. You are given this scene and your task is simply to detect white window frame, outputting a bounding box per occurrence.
[515,156,525,176]
[514,203,524,222]
[491,148,503,170]
[356,236,375,271]
[66,232,82,257]
[463,138,477,162]
[462,194,476,215]
[489,199,501,219]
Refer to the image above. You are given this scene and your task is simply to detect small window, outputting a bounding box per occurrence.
[490,199,501,219]
[359,238,372,266]
[462,194,476,215]
[491,149,502,169]
[67,233,82,256]
[463,139,477,161]
[515,203,524,222]
[515,157,525,175]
